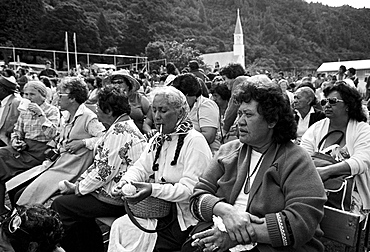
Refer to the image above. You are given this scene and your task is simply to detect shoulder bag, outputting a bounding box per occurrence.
[311,130,354,211]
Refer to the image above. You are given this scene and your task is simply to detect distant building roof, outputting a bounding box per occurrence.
[317,59,370,72]
[234,9,243,35]
[201,51,236,70]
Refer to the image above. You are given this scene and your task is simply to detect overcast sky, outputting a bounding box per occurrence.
[304,0,370,8]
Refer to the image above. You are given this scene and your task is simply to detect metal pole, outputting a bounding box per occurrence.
[65,32,70,73]
[12,47,16,66]
[87,53,90,67]
[53,51,56,69]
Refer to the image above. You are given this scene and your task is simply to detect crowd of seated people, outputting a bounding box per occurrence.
[1,61,370,252]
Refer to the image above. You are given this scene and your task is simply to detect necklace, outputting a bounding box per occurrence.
[243,144,272,194]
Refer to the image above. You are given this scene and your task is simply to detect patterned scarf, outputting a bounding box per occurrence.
[150,118,193,152]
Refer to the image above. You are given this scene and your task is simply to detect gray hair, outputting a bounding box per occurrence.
[152,86,190,116]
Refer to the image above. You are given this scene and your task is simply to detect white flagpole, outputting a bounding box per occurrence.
[65,31,70,72]
[73,32,78,71]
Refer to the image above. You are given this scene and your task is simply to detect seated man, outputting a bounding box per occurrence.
[0,81,60,217]
[0,75,22,147]
[0,205,64,252]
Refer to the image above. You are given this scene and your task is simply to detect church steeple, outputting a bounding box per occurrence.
[234,9,243,35]
[233,9,245,68]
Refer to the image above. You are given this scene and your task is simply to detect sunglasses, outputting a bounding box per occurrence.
[58,93,69,99]
[1,208,29,235]
[320,97,344,106]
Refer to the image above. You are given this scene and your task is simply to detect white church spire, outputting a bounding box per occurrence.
[233,9,245,68]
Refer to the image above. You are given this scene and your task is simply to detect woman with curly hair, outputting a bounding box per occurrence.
[301,81,370,220]
[0,205,64,252]
[188,77,326,251]
[51,85,146,252]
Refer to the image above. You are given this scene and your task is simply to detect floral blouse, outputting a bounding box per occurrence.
[76,119,146,206]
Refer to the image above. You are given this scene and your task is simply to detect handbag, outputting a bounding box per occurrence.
[181,222,214,252]
[311,130,353,211]
[124,196,177,233]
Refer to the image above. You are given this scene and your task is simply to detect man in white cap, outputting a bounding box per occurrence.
[0,80,60,217]
[0,75,22,147]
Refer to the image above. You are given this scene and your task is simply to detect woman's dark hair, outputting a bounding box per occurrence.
[19,68,26,75]
[3,68,15,77]
[95,76,103,88]
[166,62,178,75]
[219,63,245,79]
[324,81,367,122]
[85,76,95,86]
[42,77,51,88]
[98,85,130,117]
[234,80,297,144]
[172,73,201,97]
[60,77,89,104]
[3,205,64,252]
[210,82,231,101]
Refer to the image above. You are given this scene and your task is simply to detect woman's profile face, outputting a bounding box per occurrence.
[323,91,347,119]
[237,100,273,149]
[152,94,181,134]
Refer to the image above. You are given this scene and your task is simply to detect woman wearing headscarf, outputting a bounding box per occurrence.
[108,86,212,252]
[0,81,60,217]
[6,77,106,206]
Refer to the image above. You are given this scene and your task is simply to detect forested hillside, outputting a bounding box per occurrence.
[1,0,369,71]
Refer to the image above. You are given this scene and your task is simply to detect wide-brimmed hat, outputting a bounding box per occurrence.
[0,75,18,91]
[111,70,140,92]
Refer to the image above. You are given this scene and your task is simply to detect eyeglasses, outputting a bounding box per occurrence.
[58,93,70,99]
[111,79,126,85]
[1,208,29,235]
[320,97,344,106]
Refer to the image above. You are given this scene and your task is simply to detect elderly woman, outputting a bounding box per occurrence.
[189,76,327,252]
[0,205,64,252]
[108,86,212,252]
[0,81,60,217]
[51,85,146,252]
[110,70,150,133]
[172,73,220,154]
[293,86,325,142]
[6,77,106,206]
[301,81,370,220]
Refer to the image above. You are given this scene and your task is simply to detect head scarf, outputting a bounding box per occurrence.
[24,81,48,97]
[149,86,193,171]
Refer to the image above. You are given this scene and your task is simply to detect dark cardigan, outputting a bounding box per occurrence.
[190,140,327,251]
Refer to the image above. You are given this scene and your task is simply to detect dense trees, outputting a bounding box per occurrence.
[1,0,370,72]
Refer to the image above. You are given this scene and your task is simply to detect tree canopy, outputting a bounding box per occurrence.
[1,0,370,72]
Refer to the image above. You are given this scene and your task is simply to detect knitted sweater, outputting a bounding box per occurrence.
[190,140,327,251]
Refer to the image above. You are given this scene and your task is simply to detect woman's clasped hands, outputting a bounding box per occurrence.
[192,206,264,252]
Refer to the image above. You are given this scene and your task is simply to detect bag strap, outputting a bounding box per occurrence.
[318,130,344,151]
[124,200,177,233]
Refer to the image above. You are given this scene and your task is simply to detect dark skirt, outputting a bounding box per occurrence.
[0,139,48,183]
